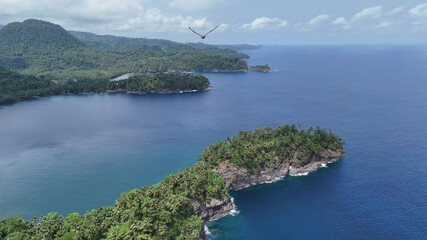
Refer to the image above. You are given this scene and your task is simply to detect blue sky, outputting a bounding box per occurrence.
[0,0,426,44]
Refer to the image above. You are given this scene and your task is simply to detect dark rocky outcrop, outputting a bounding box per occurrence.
[192,198,235,221]
[218,160,290,190]
[196,150,344,239]
[192,197,235,240]
[217,150,344,191]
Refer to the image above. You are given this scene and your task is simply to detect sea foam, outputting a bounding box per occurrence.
[204,225,211,235]
[230,197,240,216]
[290,172,309,177]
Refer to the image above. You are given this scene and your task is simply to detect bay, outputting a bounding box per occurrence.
[1,45,427,239]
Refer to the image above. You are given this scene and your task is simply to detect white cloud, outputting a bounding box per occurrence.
[295,14,330,31]
[385,7,404,16]
[308,14,330,25]
[332,17,348,25]
[0,1,425,40]
[409,3,427,18]
[409,3,427,31]
[217,23,230,32]
[169,0,219,11]
[0,0,217,35]
[119,8,209,32]
[335,5,408,31]
[242,17,288,30]
[377,21,393,28]
[353,6,383,21]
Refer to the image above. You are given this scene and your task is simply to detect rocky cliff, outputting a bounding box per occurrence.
[217,150,344,190]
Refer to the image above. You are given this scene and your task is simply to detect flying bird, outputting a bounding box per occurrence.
[188,26,218,39]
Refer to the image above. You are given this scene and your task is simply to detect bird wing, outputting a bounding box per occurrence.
[188,27,204,37]
[204,26,219,36]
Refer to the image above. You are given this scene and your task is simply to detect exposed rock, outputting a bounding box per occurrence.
[289,150,344,176]
[193,197,235,239]
[191,197,234,221]
[217,150,344,191]
[218,161,290,190]
[199,150,345,239]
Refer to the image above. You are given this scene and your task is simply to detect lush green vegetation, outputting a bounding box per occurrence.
[249,64,271,72]
[69,31,186,52]
[199,125,344,172]
[0,125,343,239]
[0,69,210,105]
[69,31,251,59]
[0,69,57,104]
[0,19,248,81]
[58,74,210,95]
[0,162,227,240]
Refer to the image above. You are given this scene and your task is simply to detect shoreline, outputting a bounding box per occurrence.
[202,151,345,238]
[0,125,344,240]
[0,86,212,107]
[110,69,272,81]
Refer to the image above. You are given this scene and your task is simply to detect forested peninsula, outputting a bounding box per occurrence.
[0,69,210,105]
[0,125,345,240]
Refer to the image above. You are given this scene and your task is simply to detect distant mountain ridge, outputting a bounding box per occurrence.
[0,19,249,80]
[69,30,185,52]
[69,30,259,53]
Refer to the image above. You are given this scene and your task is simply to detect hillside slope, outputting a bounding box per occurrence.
[0,19,248,80]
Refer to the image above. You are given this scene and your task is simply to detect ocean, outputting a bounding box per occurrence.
[1,45,426,239]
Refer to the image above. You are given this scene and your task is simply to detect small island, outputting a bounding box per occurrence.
[249,64,271,72]
[0,125,344,240]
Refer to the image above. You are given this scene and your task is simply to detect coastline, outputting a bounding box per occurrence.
[0,124,344,239]
[199,69,272,73]
[200,150,345,239]
[0,86,212,107]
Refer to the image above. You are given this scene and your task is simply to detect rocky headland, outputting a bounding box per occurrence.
[0,125,344,240]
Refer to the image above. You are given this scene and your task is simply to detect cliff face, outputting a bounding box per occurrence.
[217,150,345,190]
[192,197,234,221]
[192,197,235,239]
[218,160,290,190]
[196,150,345,239]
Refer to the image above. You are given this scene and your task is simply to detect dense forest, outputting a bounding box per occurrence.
[0,125,344,240]
[199,125,344,172]
[0,19,249,81]
[70,31,254,56]
[249,64,271,72]
[0,69,210,105]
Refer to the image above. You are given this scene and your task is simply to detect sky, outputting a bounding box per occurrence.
[0,0,426,44]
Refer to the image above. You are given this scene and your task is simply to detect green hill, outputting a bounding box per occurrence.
[0,19,248,80]
[69,31,187,52]
[0,19,84,54]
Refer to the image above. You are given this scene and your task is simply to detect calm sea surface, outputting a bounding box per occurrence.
[1,45,427,239]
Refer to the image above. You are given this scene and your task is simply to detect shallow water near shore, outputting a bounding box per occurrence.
[1,45,427,239]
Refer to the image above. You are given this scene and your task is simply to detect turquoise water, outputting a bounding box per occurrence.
[1,45,427,239]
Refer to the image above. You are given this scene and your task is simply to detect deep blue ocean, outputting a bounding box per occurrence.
[1,45,427,239]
